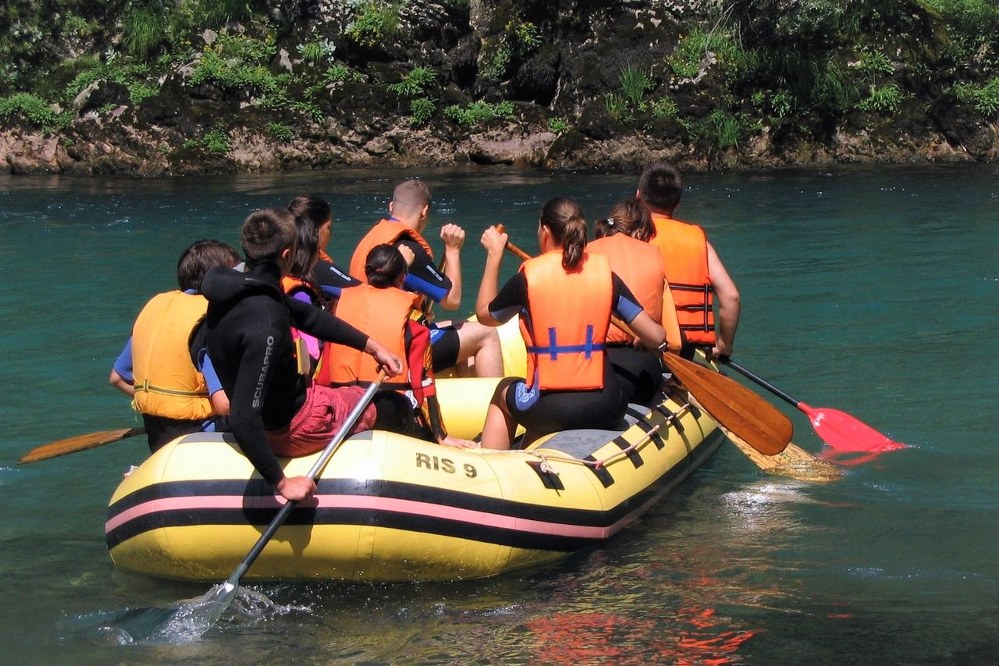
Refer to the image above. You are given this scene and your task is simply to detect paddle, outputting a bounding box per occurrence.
[18,427,145,465]
[720,358,907,454]
[107,370,387,643]
[498,231,792,456]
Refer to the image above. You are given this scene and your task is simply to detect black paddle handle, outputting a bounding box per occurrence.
[720,357,802,408]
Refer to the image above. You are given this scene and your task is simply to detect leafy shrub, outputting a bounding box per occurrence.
[201,126,230,153]
[953,77,999,116]
[548,116,569,134]
[668,28,747,80]
[409,97,435,125]
[346,1,399,47]
[480,19,541,82]
[858,84,903,113]
[0,93,65,128]
[689,109,749,150]
[619,64,652,108]
[267,121,294,141]
[855,49,893,77]
[387,67,436,97]
[443,100,514,125]
[123,6,169,57]
[650,97,678,119]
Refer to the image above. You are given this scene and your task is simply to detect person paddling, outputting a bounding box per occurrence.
[475,197,665,450]
[109,239,240,452]
[200,208,403,502]
[325,244,476,448]
[637,163,740,360]
[349,179,503,378]
[589,198,682,405]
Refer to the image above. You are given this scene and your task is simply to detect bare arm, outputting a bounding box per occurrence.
[439,223,464,310]
[109,368,134,397]
[707,242,740,358]
[475,226,507,326]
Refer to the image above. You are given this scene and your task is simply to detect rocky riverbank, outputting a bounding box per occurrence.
[1,0,996,177]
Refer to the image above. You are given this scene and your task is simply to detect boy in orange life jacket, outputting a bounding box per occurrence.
[110,239,241,452]
[590,198,683,405]
[326,244,477,448]
[476,198,665,451]
[349,179,503,378]
[637,162,741,360]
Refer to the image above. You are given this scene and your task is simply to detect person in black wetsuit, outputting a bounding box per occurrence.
[200,208,403,502]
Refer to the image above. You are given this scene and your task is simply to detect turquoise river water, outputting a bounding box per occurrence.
[0,164,996,664]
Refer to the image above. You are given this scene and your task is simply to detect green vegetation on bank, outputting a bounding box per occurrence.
[0,0,996,165]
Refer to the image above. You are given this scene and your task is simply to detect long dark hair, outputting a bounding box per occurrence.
[540,197,588,270]
[595,198,655,242]
[289,215,319,279]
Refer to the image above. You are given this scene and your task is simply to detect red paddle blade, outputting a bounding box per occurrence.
[799,403,907,453]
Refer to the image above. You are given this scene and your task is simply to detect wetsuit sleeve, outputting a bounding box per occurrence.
[195,350,224,397]
[488,272,527,324]
[285,296,369,351]
[226,324,286,486]
[113,338,134,383]
[611,273,644,323]
[398,238,451,303]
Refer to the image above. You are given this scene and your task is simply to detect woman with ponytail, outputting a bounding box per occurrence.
[476,197,666,450]
[589,198,684,404]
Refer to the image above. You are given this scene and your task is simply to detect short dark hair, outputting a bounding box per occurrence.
[176,239,241,292]
[391,179,432,217]
[364,243,408,288]
[637,162,683,214]
[241,208,297,263]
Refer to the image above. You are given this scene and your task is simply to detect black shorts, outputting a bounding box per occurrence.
[141,414,204,453]
[430,325,461,372]
[607,345,665,405]
[503,367,628,442]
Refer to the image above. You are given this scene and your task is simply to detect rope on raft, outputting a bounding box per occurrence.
[524,400,693,474]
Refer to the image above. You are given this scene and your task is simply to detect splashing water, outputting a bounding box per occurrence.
[65,584,310,645]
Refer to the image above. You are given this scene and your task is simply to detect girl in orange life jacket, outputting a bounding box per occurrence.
[280,214,324,376]
[589,199,684,405]
[476,197,666,451]
[327,245,476,448]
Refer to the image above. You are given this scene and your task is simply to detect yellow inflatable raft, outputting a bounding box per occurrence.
[105,379,722,583]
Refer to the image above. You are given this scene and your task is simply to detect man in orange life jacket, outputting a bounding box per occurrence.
[350,179,503,377]
[110,239,241,452]
[637,162,741,360]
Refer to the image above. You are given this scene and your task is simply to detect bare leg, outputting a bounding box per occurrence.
[453,321,504,378]
[480,383,517,450]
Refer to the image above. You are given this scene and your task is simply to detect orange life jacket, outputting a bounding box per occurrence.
[131,291,213,420]
[319,283,414,390]
[588,234,665,345]
[520,251,613,391]
[350,219,434,280]
[648,212,716,345]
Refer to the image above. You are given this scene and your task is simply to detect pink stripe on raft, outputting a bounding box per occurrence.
[106,492,662,540]
[105,495,284,533]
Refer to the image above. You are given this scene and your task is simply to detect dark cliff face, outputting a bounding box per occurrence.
[0,0,995,176]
